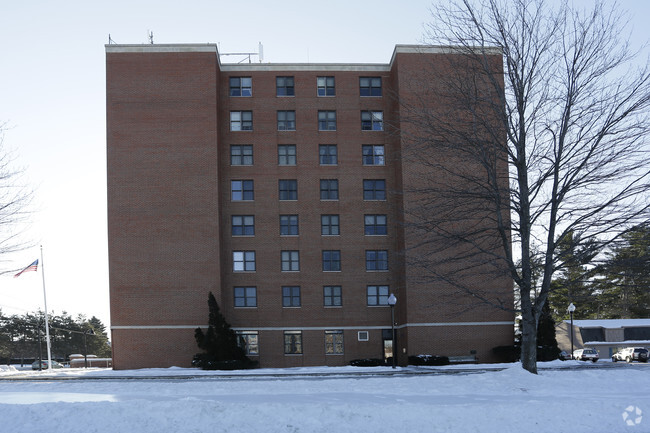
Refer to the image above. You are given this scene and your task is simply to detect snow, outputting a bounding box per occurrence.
[565,318,650,328]
[0,362,648,433]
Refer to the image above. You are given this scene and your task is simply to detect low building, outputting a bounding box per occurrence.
[557,319,650,359]
[69,354,113,368]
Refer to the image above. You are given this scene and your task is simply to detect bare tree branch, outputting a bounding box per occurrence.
[403,0,650,373]
[0,122,34,274]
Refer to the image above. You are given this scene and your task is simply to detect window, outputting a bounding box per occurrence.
[363,179,386,200]
[233,251,255,272]
[277,111,296,131]
[230,111,253,131]
[280,215,299,235]
[322,250,341,271]
[317,76,335,96]
[236,331,259,355]
[323,285,342,307]
[321,214,340,236]
[360,77,382,96]
[366,250,388,271]
[325,330,344,354]
[361,111,383,131]
[234,287,257,307]
[231,215,254,236]
[367,285,389,306]
[281,250,300,272]
[318,111,337,131]
[279,179,298,200]
[284,331,302,354]
[276,76,295,96]
[231,180,254,201]
[278,145,297,166]
[319,145,337,165]
[230,145,253,166]
[229,77,252,97]
[364,214,387,235]
[320,179,339,200]
[282,286,301,307]
[358,331,369,341]
[362,145,385,165]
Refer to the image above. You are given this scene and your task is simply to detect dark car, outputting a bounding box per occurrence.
[612,347,648,363]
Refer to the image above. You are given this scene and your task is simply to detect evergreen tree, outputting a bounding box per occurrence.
[536,303,560,361]
[194,292,253,370]
[597,225,650,318]
[548,231,600,323]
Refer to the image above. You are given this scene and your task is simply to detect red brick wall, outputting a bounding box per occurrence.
[106,48,221,369]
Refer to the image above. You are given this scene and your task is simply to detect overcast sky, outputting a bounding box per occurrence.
[0,0,648,329]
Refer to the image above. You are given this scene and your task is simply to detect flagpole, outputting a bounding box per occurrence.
[40,245,52,370]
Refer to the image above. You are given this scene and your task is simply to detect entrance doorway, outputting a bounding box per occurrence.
[382,329,394,364]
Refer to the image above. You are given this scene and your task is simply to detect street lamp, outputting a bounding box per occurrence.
[83,329,95,368]
[387,293,397,369]
[567,303,576,358]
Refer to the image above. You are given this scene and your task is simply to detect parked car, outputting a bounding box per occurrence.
[573,348,599,362]
[31,360,64,370]
[558,350,572,361]
[612,347,648,363]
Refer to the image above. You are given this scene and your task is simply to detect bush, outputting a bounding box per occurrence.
[192,354,258,370]
[537,345,561,362]
[492,345,520,362]
[349,358,385,367]
[408,354,450,366]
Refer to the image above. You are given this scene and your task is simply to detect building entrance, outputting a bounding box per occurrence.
[382,329,394,364]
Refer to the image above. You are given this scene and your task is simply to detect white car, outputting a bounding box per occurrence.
[573,348,599,362]
[612,347,648,363]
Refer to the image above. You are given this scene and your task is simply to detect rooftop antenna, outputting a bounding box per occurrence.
[108,34,116,44]
[148,31,154,44]
[220,42,264,63]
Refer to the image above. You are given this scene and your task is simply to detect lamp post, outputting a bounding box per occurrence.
[567,303,576,358]
[387,293,397,369]
[83,329,95,368]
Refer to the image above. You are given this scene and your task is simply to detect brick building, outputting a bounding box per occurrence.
[106,43,514,369]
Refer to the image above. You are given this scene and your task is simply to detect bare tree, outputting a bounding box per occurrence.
[400,0,650,373]
[0,122,33,271]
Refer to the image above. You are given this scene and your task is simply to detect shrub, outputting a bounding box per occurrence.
[492,345,520,362]
[408,354,450,366]
[349,358,385,367]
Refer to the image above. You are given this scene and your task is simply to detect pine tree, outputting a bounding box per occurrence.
[536,303,560,361]
[194,292,253,370]
[597,224,650,318]
[548,231,600,323]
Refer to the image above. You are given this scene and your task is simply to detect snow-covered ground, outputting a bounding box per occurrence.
[0,361,648,433]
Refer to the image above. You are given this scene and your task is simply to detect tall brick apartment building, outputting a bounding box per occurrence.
[106,43,514,369]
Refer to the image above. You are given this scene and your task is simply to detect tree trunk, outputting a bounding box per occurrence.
[520,310,538,374]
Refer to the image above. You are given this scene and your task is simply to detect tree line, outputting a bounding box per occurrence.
[548,224,650,324]
[0,310,111,364]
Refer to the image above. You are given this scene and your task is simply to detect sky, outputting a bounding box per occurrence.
[0,0,648,330]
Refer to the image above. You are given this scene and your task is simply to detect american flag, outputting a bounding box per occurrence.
[14,259,38,278]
